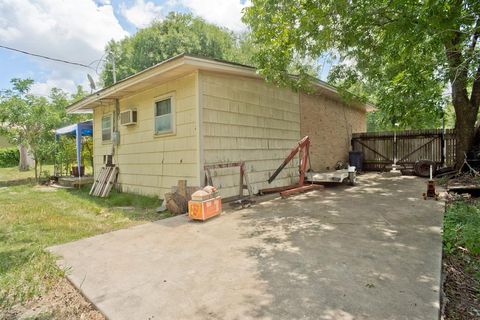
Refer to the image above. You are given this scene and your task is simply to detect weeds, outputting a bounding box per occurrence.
[444,201,480,257]
[443,199,480,319]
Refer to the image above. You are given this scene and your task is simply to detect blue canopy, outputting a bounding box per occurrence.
[55,120,93,177]
[55,120,93,137]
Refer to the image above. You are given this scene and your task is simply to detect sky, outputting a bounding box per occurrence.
[0,0,332,97]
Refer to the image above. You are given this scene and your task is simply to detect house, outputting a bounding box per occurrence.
[67,54,372,198]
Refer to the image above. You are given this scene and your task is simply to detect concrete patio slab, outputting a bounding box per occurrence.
[48,173,444,320]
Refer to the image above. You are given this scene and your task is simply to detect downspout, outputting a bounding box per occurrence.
[113,99,120,190]
[196,71,204,187]
[112,98,120,159]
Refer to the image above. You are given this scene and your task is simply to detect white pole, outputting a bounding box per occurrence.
[393,130,396,166]
[429,165,432,180]
[76,125,82,186]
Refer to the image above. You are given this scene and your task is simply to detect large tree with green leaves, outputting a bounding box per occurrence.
[101,12,255,86]
[0,79,88,180]
[244,0,480,167]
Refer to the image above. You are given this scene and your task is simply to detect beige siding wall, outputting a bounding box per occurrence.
[200,71,301,198]
[93,73,199,197]
[300,92,366,172]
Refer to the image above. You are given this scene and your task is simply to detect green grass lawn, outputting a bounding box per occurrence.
[443,201,480,282]
[443,200,480,319]
[444,201,480,259]
[0,167,170,310]
[0,165,54,186]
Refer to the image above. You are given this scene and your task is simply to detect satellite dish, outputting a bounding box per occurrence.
[87,74,96,92]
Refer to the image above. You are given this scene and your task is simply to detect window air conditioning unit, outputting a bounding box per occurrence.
[120,109,137,126]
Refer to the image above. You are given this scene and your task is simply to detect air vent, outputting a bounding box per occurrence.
[120,109,137,126]
[103,154,113,166]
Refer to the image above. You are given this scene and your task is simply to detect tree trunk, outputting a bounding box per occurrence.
[444,33,480,168]
[34,159,38,182]
[453,102,477,168]
[450,67,479,168]
[18,144,29,171]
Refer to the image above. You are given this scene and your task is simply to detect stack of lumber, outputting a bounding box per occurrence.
[89,166,118,197]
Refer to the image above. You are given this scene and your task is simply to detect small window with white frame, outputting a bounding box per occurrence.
[101,115,112,141]
[154,96,174,134]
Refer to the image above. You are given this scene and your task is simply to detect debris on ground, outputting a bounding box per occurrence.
[436,167,457,178]
[440,154,480,197]
[229,197,255,209]
[447,174,480,186]
[446,174,480,197]
[442,198,480,320]
[164,180,190,215]
[442,255,480,320]
[1,278,104,320]
[445,192,472,204]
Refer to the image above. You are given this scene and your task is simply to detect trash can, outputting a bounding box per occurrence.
[349,151,363,172]
[71,166,85,177]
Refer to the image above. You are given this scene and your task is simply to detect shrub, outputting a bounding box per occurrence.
[0,147,19,168]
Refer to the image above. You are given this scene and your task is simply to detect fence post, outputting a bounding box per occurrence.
[440,132,445,166]
[393,131,397,166]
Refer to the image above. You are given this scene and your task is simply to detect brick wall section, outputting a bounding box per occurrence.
[300,92,367,172]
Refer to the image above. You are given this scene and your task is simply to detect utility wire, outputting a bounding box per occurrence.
[0,44,96,71]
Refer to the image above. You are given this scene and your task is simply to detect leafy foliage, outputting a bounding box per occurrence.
[101,12,256,86]
[54,136,93,176]
[0,79,89,179]
[244,0,480,164]
[0,148,19,168]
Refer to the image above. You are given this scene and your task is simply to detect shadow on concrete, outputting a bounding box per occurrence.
[237,173,444,319]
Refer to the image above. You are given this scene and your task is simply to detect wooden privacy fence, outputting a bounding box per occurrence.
[351,129,456,171]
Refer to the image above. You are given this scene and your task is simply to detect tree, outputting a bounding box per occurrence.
[101,12,255,86]
[0,79,54,179]
[244,0,480,167]
[0,79,89,180]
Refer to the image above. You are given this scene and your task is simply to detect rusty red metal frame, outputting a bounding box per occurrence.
[260,136,322,198]
[279,184,322,198]
[204,162,252,198]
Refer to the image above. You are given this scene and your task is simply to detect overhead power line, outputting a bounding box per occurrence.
[0,44,96,71]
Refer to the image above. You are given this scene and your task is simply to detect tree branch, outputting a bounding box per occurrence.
[471,62,480,108]
[444,29,471,112]
[468,18,479,58]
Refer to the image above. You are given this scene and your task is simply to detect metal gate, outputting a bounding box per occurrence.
[351,129,456,171]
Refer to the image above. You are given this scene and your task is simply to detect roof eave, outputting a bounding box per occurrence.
[66,53,377,113]
[67,54,188,113]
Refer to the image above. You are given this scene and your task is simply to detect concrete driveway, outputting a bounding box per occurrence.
[49,174,444,320]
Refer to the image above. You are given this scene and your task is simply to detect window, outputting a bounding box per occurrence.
[101,115,112,141]
[154,97,173,134]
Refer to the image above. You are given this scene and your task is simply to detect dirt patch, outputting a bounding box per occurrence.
[2,277,104,320]
[442,254,480,319]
